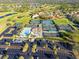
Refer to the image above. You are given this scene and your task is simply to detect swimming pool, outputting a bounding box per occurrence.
[20,27,31,37]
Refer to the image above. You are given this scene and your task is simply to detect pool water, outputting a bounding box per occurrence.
[20,27,31,37]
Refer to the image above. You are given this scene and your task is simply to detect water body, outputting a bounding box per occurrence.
[0,13,16,18]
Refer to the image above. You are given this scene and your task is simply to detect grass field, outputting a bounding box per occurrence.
[0,12,13,16]
[53,18,74,25]
[0,12,31,37]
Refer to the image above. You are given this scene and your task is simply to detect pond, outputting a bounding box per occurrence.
[0,13,16,18]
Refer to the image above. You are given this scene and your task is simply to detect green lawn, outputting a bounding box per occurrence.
[0,12,31,35]
[53,18,74,25]
[0,12,13,16]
